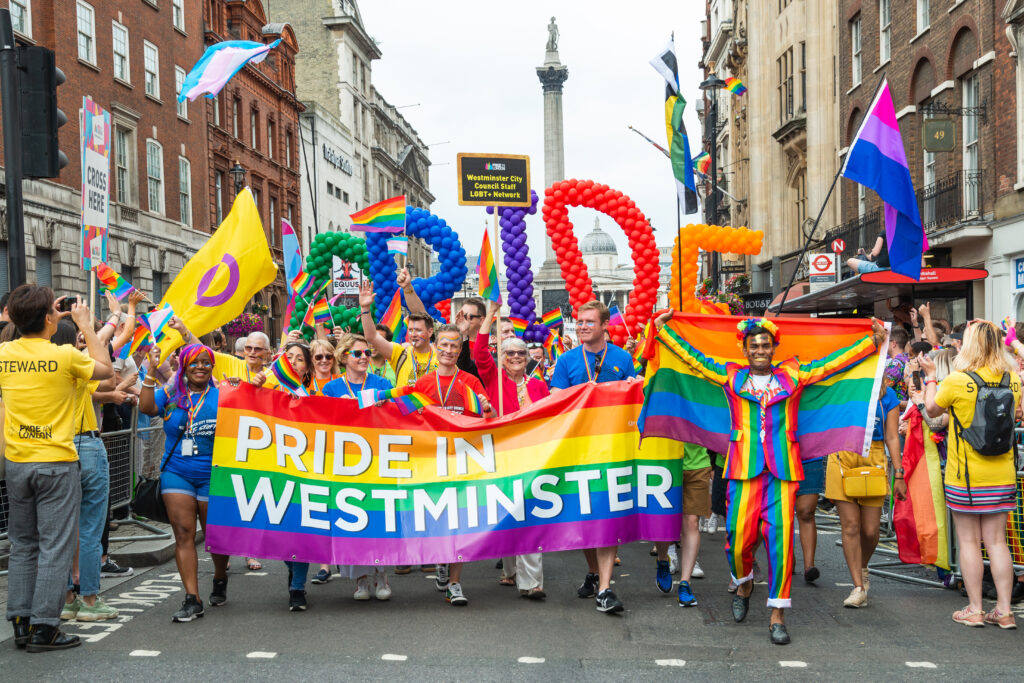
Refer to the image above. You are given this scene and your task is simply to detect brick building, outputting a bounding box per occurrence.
[0,0,211,299]
[203,0,302,339]
[835,0,1024,320]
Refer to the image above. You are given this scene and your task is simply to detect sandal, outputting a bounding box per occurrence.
[246,558,263,571]
[525,587,546,600]
[984,608,1017,630]
[499,575,517,586]
[952,606,985,627]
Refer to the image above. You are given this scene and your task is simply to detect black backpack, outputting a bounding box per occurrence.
[951,372,1016,456]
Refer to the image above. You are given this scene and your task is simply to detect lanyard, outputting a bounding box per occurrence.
[341,375,365,398]
[435,369,460,410]
[583,346,608,384]
[411,347,435,384]
[185,386,210,435]
[311,376,332,396]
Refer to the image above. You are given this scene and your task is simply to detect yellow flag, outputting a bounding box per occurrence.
[157,188,278,357]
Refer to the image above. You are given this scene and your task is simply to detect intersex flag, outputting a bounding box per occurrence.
[204,382,681,565]
[841,80,925,279]
[639,314,887,461]
[156,188,278,358]
[650,37,698,215]
[179,39,282,102]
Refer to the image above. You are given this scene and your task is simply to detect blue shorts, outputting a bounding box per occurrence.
[161,469,210,502]
[796,458,825,496]
[852,259,882,274]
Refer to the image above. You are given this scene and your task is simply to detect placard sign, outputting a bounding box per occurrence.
[332,256,361,306]
[741,292,774,316]
[1014,257,1024,291]
[808,252,837,292]
[456,153,531,207]
[80,96,111,269]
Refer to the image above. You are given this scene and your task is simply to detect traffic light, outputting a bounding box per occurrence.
[18,45,67,179]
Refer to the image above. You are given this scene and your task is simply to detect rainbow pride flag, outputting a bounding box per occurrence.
[377,288,406,343]
[269,353,308,397]
[462,385,484,416]
[477,231,501,303]
[393,390,436,416]
[204,381,681,565]
[290,271,317,300]
[639,314,887,462]
[607,303,625,328]
[540,308,563,329]
[693,151,711,176]
[508,317,527,337]
[725,76,747,96]
[146,304,174,343]
[95,263,134,300]
[350,196,406,233]
[311,296,333,327]
[893,405,949,568]
[529,364,546,383]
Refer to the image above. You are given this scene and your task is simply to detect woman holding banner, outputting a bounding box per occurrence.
[139,343,229,623]
[308,339,340,396]
[321,334,395,600]
[475,300,549,599]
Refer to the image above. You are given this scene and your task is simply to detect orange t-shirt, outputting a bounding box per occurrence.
[412,370,487,416]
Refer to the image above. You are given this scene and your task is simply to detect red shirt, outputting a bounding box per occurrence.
[412,369,488,416]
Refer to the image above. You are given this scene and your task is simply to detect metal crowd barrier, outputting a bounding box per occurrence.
[0,407,171,576]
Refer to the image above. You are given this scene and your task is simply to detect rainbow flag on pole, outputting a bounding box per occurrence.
[269,353,308,397]
[95,263,134,300]
[349,196,406,233]
[377,288,406,343]
[311,296,332,327]
[693,151,711,176]
[178,39,281,102]
[387,236,409,256]
[508,317,527,338]
[477,231,501,303]
[290,271,317,301]
[540,308,563,329]
[724,76,747,96]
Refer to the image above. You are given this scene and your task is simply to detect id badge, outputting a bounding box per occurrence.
[181,438,195,457]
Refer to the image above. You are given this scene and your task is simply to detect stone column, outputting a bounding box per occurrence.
[536,48,568,270]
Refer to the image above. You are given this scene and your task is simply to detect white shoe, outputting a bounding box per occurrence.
[667,544,679,574]
[374,572,392,601]
[691,561,705,579]
[844,586,867,608]
[705,515,719,534]
[353,576,372,601]
[435,564,450,591]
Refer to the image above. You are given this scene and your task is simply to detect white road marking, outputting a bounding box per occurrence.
[655,659,686,667]
[779,661,808,668]
[382,654,408,661]
[906,662,937,669]
[518,656,545,664]
[246,651,277,659]
[129,649,161,657]
[245,572,268,576]
[835,582,854,587]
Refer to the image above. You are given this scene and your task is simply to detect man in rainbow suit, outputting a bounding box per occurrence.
[667,316,885,644]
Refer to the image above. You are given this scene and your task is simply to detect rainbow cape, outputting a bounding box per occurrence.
[540,308,563,329]
[95,263,134,300]
[350,196,406,233]
[377,288,406,343]
[269,353,308,397]
[639,314,887,461]
[724,76,747,96]
[893,406,949,568]
[607,303,625,328]
[477,231,501,303]
[508,317,527,337]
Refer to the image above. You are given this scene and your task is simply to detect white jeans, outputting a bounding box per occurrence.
[501,553,543,590]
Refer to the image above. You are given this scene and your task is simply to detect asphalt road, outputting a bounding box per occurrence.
[3,523,1021,681]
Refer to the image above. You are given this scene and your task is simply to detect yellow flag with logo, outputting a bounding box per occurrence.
[157,188,278,357]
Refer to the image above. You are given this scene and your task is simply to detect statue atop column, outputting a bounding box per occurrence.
[546,17,559,52]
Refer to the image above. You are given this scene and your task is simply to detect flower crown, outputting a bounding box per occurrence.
[736,317,780,344]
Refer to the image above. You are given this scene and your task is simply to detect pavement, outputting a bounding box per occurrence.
[1,519,1022,680]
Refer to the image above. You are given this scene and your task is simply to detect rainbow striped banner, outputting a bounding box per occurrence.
[540,308,563,329]
[205,382,682,565]
[508,317,527,337]
[350,196,406,233]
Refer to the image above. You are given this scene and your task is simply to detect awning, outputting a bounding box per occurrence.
[767,267,988,315]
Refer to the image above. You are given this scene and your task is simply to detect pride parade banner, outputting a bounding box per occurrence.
[205,382,682,565]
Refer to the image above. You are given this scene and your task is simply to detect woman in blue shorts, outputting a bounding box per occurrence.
[140,343,228,623]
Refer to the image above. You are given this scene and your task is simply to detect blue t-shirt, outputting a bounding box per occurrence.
[322,373,394,399]
[155,384,219,479]
[550,343,637,389]
[873,387,900,442]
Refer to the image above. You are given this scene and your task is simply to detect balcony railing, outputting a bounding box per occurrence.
[918,169,984,234]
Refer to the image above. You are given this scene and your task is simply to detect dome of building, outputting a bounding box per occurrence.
[581,223,617,255]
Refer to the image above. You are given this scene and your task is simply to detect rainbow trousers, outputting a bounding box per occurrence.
[724,470,798,608]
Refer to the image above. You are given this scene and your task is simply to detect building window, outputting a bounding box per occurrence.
[144,41,160,98]
[77,1,96,64]
[285,131,292,167]
[851,16,862,87]
[777,47,793,124]
[267,119,275,159]
[287,203,294,222]
[178,157,191,227]
[857,184,867,218]
[172,0,185,31]
[327,181,334,196]
[152,272,165,303]
[213,93,221,127]
[342,191,349,204]
[917,0,929,34]
[232,97,240,138]
[879,0,891,64]
[11,0,30,37]
[250,110,258,149]
[35,248,53,288]
[175,67,187,119]
[146,139,164,215]
[922,106,937,227]
[962,74,980,215]
[114,126,135,205]
[335,187,341,199]
[799,42,806,113]
[269,196,278,246]
[794,169,807,230]
[215,171,224,225]
[112,22,130,83]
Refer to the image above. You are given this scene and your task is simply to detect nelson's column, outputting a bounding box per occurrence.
[535,17,571,314]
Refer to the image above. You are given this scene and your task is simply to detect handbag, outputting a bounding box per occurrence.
[130,429,184,524]
[837,454,887,498]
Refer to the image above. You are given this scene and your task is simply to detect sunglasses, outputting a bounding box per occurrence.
[505,350,527,358]
[313,354,332,361]
[461,313,482,320]
[244,345,268,352]
[346,350,370,358]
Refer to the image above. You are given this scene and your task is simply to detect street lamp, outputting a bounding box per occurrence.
[699,73,727,292]
[229,160,246,196]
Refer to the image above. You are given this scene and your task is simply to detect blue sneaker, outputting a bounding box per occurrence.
[678,580,697,607]
[655,560,672,593]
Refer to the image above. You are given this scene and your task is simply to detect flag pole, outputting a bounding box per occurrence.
[777,73,887,314]
[492,207,504,418]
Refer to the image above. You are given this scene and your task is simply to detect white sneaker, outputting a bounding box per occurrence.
[374,572,392,601]
[844,586,867,608]
[705,515,719,534]
[667,544,679,574]
[435,564,450,591]
[353,576,372,601]
[446,581,468,606]
[691,561,705,579]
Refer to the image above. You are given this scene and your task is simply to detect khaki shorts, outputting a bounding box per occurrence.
[682,466,713,516]
[825,442,888,508]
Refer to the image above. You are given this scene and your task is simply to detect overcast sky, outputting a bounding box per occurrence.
[358,0,706,263]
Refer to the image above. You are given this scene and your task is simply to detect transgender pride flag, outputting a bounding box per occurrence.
[179,40,282,103]
[841,80,925,280]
